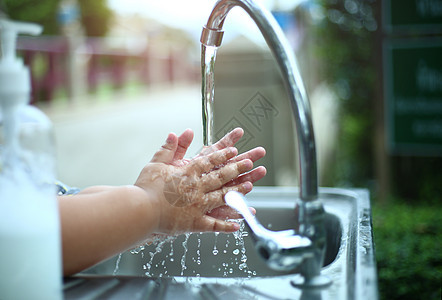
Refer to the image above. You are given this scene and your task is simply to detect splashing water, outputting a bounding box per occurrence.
[212,231,219,255]
[142,236,175,277]
[194,236,202,266]
[180,233,191,276]
[113,253,122,275]
[230,219,254,277]
[169,239,174,262]
[130,244,145,255]
[128,226,256,279]
[202,45,218,146]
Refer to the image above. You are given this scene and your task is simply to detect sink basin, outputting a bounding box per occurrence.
[73,187,378,299]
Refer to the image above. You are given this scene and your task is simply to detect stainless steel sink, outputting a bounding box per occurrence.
[75,187,377,299]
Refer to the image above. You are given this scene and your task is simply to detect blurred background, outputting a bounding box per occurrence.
[1,0,441,298]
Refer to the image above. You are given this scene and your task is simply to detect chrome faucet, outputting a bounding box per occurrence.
[201,0,330,287]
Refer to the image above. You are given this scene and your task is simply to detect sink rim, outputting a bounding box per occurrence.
[79,187,378,299]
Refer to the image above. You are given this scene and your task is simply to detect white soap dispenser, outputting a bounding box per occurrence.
[0,19,63,300]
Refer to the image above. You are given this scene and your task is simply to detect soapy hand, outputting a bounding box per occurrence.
[134,128,266,234]
[172,127,266,219]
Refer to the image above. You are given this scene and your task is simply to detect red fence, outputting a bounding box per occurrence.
[16,36,200,104]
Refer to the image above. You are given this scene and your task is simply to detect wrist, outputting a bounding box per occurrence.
[128,185,162,234]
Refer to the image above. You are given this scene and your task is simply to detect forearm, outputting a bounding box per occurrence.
[59,185,159,276]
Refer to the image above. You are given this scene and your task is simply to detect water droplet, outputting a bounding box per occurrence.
[233,249,240,255]
[180,233,191,276]
[113,253,122,275]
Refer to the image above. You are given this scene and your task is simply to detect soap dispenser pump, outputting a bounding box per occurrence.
[0,19,63,300]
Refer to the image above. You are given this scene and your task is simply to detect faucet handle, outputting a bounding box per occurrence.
[225,191,274,238]
[225,191,256,225]
[225,191,312,271]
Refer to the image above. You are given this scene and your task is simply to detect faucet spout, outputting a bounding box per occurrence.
[202,0,330,287]
[201,0,318,202]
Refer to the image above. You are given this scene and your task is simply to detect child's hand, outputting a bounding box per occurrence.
[134,128,266,234]
[171,128,266,220]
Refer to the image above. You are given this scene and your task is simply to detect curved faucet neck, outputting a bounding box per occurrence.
[201,0,318,201]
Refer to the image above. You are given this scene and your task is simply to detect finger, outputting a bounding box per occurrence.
[195,215,240,233]
[199,127,244,156]
[226,166,267,186]
[173,129,194,161]
[190,147,238,175]
[201,159,253,192]
[151,133,178,163]
[230,146,266,163]
[203,181,253,211]
[213,127,244,150]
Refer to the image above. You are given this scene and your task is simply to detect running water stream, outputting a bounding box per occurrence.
[201,45,218,146]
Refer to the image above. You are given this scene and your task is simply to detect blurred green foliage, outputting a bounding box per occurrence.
[314,0,377,188]
[373,202,441,300]
[314,0,442,299]
[2,0,112,36]
[314,0,442,201]
[77,0,112,37]
[2,0,59,34]
[391,156,442,206]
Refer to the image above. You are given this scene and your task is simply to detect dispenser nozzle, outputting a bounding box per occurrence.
[0,19,43,105]
[0,19,43,61]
